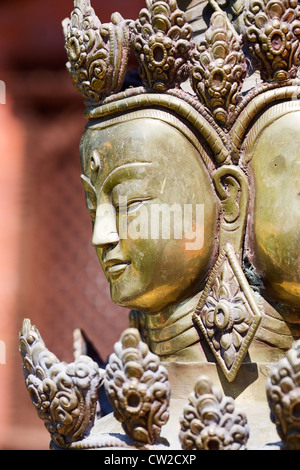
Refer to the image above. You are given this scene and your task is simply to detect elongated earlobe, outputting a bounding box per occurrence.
[193,166,261,382]
[213,165,249,258]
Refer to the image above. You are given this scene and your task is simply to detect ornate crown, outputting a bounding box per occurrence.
[63,0,300,145]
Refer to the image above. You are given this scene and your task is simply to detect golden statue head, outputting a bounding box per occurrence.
[16,0,300,455]
[241,101,300,309]
[80,112,220,313]
[63,0,300,379]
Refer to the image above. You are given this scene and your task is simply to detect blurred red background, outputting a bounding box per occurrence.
[0,0,146,450]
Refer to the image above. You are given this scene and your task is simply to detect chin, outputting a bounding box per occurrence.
[109,285,167,313]
[110,284,142,310]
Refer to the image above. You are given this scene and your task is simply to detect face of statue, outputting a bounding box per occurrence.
[248,112,300,307]
[80,118,218,313]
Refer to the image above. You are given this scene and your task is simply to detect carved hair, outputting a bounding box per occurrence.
[84,89,231,168]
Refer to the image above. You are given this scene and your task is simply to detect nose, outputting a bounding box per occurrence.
[92,203,120,247]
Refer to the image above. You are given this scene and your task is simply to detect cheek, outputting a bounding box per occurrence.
[94,247,108,277]
[125,236,200,285]
[120,201,216,276]
[121,237,164,273]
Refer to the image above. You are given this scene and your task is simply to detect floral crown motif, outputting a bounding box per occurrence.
[244,0,300,82]
[63,0,300,160]
[62,1,131,104]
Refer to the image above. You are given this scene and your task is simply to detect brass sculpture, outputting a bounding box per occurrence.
[19,0,300,450]
[19,319,103,449]
[266,339,300,450]
[179,375,249,450]
[104,328,170,445]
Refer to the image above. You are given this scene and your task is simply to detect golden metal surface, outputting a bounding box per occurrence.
[249,112,300,310]
[80,116,218,357]
[19,0,300,450]
[64,0,300,370]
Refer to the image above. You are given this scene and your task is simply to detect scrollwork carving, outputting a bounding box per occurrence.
[266,340,300,450]
[193,244,262,382]
[190,11,247,124]
[179,375,249,450]
[244,0,300,81]
[19,319,103,449]
[104,328,170,445]
[62,0,131,104]
[132,0,193,91]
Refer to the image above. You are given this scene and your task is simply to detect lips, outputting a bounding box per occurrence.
[104,259,131,276]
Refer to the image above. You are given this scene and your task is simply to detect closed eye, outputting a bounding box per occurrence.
[116,198,152,214]
[127,200,146,213]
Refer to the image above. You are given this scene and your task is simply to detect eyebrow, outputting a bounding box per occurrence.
[99,162,152,194]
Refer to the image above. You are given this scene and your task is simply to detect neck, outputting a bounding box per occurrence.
[129,289,300,365]
[129,293,204,360]
[253,293,300,348]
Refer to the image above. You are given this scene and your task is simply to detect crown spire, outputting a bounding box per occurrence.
[190,10,247,125]
[132,0,193,91]
[244,0,300,81]
[62,0,131,104]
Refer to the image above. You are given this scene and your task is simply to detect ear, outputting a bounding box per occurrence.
[213,165,249,257]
